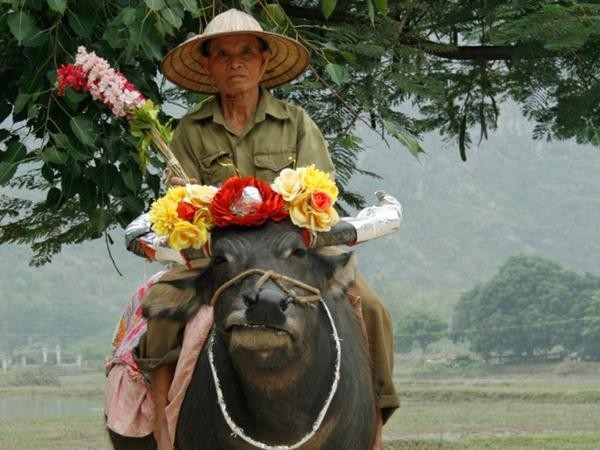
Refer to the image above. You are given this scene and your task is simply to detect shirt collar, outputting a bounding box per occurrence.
[187,88,290,124]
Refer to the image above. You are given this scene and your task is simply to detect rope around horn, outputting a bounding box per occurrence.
[207,270,342,450]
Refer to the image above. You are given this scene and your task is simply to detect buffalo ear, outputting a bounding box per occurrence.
[142,278,200,322]
[330,251,357,291]
[316,249,357,297]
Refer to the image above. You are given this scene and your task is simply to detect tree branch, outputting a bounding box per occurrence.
[278,1,566,61]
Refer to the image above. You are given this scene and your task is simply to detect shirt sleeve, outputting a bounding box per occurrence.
[295,110,336,178]
[169,118,204,184]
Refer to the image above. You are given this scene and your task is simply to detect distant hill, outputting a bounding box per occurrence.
[349,103,600,318]
[1,103,598,346]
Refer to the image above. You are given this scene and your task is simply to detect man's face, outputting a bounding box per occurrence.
[203,35,271,97]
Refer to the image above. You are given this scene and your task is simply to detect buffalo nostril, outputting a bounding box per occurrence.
[243,293,257,308]
[280,298,293,312]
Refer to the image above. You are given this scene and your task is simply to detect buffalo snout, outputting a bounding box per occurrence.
[244,288,291,325]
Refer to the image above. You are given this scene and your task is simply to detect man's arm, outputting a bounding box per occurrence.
[295,111,335,176]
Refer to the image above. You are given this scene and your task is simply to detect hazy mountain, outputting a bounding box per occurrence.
[1,103,598,344]
[349,103,600,317]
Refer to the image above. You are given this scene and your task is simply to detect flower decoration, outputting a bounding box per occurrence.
[211,177,287,227]
[272,166,340,232]
[56,47,187,180]
[149,185,216,251]
[148,169,339,251]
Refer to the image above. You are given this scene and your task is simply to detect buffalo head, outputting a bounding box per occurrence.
[143,219,356,388]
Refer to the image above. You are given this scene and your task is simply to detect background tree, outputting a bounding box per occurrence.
[395,309,448,354]
[2,1,600,263]
[453,255,600,360]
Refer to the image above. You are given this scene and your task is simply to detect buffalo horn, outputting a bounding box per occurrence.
[309,191,403,248]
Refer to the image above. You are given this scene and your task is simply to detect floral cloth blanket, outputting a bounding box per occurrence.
[104,269,214,446]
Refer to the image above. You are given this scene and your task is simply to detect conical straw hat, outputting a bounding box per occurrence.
[161,9,310,94]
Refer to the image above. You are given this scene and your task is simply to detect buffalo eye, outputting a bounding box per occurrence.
[211,253,231,266]
[290,247,307,259]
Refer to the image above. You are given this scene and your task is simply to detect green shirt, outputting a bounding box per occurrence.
[170,89,335,185]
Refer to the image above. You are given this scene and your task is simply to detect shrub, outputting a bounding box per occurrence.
[6,366,61,387]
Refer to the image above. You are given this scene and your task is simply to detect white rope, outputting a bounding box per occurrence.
[208,298,342,449]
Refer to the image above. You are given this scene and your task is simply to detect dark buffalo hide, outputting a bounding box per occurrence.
[109,220,376,450]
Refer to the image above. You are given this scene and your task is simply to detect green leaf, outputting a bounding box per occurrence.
[45,187,63,209]
[0,162,17,185]
[95,165,119,193]
[70,116,95,147]
[77,179,98,213]
[122,195,145,212]
[27,104,39,120]
[122,167,142,193]
[325,63,349,85]
[382,119,424,158]
[13,93,31,115]
[264,4,286,27]
[90,208,111,235]
[373,0,387,13]
[41,146,69,165]
[145,0,165,11]
[67,10,94,38]
[180,0,197,12]
[0,141,26,184]
[119,7,137,25]
[7,11,41,44]
[161,7,183,29]
[47,0,67,14]
[320,0,338,19]
[341,51,357,65]
[65,87,89,106]
[367,0,375,25]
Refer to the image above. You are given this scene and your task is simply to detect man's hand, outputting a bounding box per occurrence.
[170,177,199,186]
[372,411,384,450]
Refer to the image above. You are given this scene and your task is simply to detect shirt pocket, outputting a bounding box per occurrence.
[253,148,296,183]
[199,150,236,185]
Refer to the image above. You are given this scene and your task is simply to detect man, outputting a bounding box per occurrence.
[135,9,398,449]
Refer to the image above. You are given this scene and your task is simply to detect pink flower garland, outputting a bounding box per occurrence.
[57,46,146,117]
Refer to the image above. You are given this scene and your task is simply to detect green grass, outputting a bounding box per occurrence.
[2,362,600,449]
[0,417,111,450]
[385,433,600,450]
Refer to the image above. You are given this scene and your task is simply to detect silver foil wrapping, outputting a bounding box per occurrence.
[124,213,153,256]
[125,212,209,266]
[230,186,262,216]
[341,191,402,244]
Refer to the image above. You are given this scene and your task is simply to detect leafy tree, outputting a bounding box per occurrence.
[395,309,448,354]
[2,1,600,263]
[453,255,600,360]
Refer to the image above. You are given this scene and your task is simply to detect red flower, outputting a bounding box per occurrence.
[310,191,333,211]
[56,64,88,96]
[177,201,198,222]
[211,177,288,227]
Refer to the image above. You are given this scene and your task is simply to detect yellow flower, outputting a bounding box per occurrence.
[184,184,218,208]
[272,168,304,201]
[165,185,186,203]
[149,195,179,236]
[289,192,340,232]
[300,165,338,201]
[168,220,208,250]
[193,206,213,228]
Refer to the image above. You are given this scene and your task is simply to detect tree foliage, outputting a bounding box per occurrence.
[452,255,600,360]
[1,0,600,263]
[395,309,448,354]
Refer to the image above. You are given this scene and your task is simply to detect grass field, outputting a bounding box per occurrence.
[0,360,599,449]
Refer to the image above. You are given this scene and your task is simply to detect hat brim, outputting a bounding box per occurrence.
[161,31,310,94]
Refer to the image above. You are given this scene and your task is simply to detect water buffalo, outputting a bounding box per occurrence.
[110,219,377,450]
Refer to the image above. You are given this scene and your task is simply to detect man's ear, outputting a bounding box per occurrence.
[259,49,272,76]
